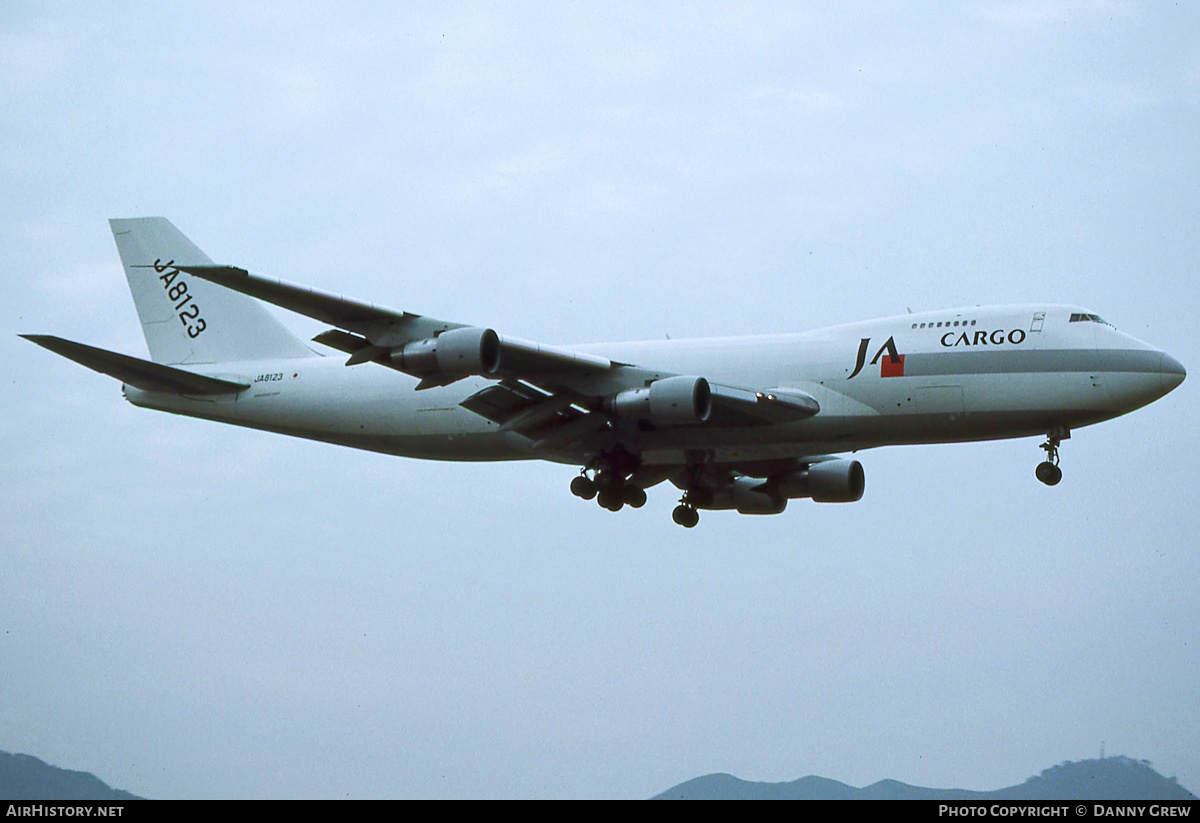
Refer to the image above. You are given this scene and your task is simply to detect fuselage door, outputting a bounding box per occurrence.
[1030,312,1045,333]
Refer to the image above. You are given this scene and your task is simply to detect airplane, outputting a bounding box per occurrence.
[22,218,1186,528]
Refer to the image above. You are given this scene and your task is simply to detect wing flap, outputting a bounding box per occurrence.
[21,335,249,395]
[460,381,589,438]
[459,382,543,424]
[311,329,371,356]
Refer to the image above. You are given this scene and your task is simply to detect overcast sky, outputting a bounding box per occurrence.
[2,1,1197,800]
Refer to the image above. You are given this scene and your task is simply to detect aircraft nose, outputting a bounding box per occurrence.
[1160,352,1186,394]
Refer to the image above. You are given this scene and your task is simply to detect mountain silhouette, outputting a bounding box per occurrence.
[0,751,141,801]
[654,757,1197,800]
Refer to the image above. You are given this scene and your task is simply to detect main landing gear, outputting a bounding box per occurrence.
[1035,427,1069,486]
[670,486,712,529]
[570,472,647,511]
[570,448,647,512]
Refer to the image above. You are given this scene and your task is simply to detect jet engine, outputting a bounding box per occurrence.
[389,327,501,376]
[604,376,712,424]
[772,459,865,503]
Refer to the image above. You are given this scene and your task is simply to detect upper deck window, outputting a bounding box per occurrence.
[917,319,977,330]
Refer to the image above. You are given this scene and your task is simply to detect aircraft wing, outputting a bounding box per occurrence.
[182,265,616,385]
[182,265,819,440]
[178,265,465,345]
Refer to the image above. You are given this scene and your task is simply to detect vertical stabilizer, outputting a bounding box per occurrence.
[110,217,316,365]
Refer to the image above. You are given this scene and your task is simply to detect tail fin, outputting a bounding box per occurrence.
[110,217,316,365]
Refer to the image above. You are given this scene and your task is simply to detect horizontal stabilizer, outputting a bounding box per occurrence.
[21,335,249,395]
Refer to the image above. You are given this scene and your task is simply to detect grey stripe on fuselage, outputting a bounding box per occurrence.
[903,348,1163,377]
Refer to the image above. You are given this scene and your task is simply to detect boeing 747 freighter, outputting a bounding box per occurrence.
[23,218,1186,527]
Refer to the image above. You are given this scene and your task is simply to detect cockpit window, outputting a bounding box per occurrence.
[1069,312,1111,326]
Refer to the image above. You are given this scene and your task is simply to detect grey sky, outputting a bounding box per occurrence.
[2,1,1197,799]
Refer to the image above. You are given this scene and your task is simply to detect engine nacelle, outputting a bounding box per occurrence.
[774,459,865,503]
[390,327,501,376]
[605,376,712,424]
[697,476,787,515]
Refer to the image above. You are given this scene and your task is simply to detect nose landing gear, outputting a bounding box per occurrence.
[1035,427,1069,486]
[1035,459,1061,486]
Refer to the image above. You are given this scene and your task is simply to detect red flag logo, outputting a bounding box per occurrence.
[880,353,905,378]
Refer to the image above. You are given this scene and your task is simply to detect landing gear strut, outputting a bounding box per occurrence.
[1035,427,1069,486]
[669,454,718,528]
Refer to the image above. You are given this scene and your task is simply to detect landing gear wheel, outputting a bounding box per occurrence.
[672,505,699,528]
[582,448,647,513]
[1035,461,1062,486]
[570,476,597,500]
[597,487,625,511]
[1036,427,1068,487]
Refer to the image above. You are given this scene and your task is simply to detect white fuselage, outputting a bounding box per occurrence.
[123,304,1184,469]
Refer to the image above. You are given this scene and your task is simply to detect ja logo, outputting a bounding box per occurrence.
[848,336,905,379]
